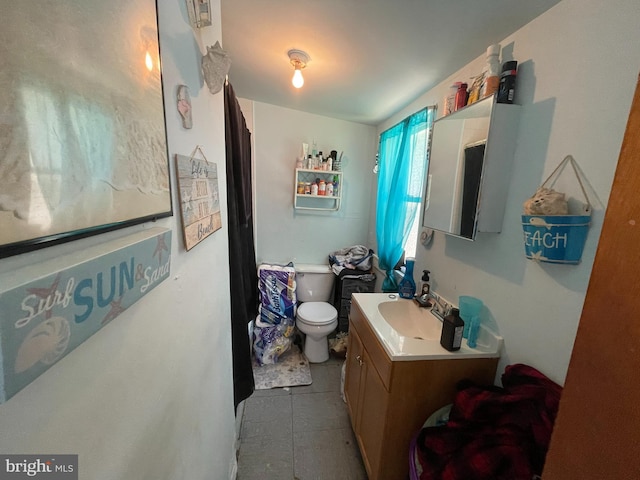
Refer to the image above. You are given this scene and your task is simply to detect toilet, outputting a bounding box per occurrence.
[295,264,338,363]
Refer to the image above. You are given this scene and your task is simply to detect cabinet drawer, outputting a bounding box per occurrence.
[350,300,392,390]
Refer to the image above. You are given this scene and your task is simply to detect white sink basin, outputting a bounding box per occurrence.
[378,300,441,340]
[352,293,503,361]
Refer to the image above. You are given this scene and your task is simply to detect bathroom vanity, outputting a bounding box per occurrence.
[344,293,501,480]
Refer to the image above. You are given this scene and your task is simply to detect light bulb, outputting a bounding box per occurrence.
[292,68,304,88]
[145,51,153,71]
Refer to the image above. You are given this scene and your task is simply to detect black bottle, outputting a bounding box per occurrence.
[497,60,517,104]
[440,307,464,352]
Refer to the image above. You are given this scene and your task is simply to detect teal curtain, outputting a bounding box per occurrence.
[376,108,432,292]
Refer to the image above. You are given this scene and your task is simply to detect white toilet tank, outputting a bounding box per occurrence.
[295,264,335,302]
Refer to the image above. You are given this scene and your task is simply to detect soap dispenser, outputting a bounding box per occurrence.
[420,270,431,297]
[398,257,417,299]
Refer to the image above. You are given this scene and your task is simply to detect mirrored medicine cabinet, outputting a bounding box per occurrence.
[422,94,520,240]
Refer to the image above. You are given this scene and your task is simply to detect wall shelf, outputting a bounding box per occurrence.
[294,168,343,211]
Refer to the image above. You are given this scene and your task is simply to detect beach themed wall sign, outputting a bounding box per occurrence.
[0,0,171,259]
[175,149,222,250]
[0,228,172,403]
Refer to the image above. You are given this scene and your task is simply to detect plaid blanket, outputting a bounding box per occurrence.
[412,364,562,480]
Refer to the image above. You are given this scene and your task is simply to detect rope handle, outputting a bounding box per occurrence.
[189,145,209,164]
[538,155,591,212]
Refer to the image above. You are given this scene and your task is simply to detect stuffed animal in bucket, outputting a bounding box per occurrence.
[523,187,568,215]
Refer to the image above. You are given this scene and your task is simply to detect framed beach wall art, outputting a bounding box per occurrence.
[0,0,172,259]
[175,151,221,251]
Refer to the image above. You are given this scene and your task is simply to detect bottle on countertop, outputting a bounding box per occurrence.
[420,270,431,297]
[440,308,464,352]
[497,60,518,104]
[398,257,417,299]
[481,44,501,98]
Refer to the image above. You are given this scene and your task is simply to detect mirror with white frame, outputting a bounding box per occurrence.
[421,95,494,240]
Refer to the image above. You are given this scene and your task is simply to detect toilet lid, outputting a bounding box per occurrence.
[297,302,337,326]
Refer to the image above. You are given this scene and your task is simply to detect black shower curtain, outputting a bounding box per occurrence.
[224,82,258,410]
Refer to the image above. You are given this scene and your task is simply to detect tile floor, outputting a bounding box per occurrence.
[237,356,367,480]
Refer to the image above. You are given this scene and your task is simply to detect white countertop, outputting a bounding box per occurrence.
[352,293,503,361]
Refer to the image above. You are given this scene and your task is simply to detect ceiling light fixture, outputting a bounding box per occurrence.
[288,49,310,89]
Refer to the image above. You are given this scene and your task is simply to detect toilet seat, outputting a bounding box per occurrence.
[297,302,337,326]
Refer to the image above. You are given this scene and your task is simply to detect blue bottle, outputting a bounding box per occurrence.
[398,257,417,299]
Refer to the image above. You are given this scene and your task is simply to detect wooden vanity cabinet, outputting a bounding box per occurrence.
[345,300,499,480]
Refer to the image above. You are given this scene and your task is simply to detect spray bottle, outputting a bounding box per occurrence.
[398,258,416,299]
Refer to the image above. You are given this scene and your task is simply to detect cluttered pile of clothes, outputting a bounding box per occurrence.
[410,364,562,480]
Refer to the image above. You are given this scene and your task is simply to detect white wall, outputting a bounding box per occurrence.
[0,1,238,479]
[250,101,377,265]
[371,0,640,385]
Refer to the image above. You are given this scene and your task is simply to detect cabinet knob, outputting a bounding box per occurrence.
[356,355,363,366]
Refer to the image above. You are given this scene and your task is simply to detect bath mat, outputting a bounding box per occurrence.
[252,346,312,390]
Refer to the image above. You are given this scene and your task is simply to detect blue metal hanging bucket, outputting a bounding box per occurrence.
[521,214,590,264]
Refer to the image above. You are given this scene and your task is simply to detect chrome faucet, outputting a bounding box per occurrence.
[427,292,451,321]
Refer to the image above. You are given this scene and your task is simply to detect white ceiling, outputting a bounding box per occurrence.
[221,0,562,126]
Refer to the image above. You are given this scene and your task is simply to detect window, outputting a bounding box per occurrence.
[404,124,430,258]
[375,107,434,291]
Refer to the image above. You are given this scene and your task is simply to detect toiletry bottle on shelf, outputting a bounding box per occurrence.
[440,308,464,352]
[497,60,518,104]
[398,257,416,299]
[454,82,468,111]
[420,270,431,297]
[481,44,501,98]
[318,179,326,196]
[326,181,334,196]
[444,83,458,115]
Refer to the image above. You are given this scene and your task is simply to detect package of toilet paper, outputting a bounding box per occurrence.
[257,263,297,322]
[254,263,298,365]
[253,315,295,365]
